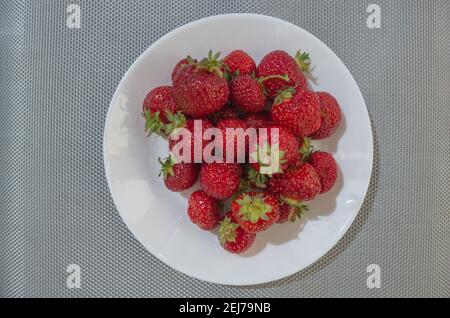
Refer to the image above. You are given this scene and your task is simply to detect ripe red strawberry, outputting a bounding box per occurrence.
[168,115,214,163]
[256,50,309,99]
[158,155,199,192]
[208,104,239,125]
[268,163,321,201]
[231,191,279,233]
[248,125,299,174]
[223,50,256,76]
[229,74,288,113]
[309,151,338,193]
[187,190,220,230]
[310,92,342,140]
[172,51,229,117]
[200,163,242,199]
[276,196,309,223]
[142,86,177,136]
[271,87,321,137]
[219,212,256,253]
[216,118,248,162]
[171,58,191,82]
[244,111,272,129]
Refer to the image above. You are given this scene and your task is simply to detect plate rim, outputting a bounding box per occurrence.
[103,13,374,286]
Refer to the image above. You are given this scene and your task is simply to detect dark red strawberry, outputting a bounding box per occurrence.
[256,50,309,99]
[244,111,272,129]
[310,92,342,140]
[276,196,309,223]
[268,163,321,201]
[229,74,288,113]
[158,155,199,192]
[187,190,220,230]
[172,51,229,117]
[200,163,242,199]
[271,87,321,137]
[142,86,177,136]
[216,118,248,162]
[309,151,338,193]
[231,191,279,233]
[248,125,299,174]
[223,50,256,76]
[219,212,255,254]
[168,115,214,163]
[208,104,239,125]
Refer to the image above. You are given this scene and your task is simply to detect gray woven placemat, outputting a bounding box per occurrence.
[1,0,449,297]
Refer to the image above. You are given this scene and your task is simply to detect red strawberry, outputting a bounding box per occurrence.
[187,190,220,230]
[256,50,309,99]
[172,51,229,117]
[231,191,279,233]
[142,86,177,136]
[216,118,248,162]
[171,58,192,82]
[208,104,239,125]
[159,155,199,192]
[268,163,321,201]
[248,125,299,174]
[223,50,256,76]
[271,87,321,137]
[276,196,309,223]
[229,74,288,113]
[310,92,342,140]
[244,111,272,129]
[309,151,338,193]
[219,212,256,253]
[200,163,242,199]
[168,115,214,163]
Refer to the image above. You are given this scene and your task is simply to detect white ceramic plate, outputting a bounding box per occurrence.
[104,14,373,285]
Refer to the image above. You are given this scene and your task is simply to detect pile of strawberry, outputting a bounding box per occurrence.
[142,49,342,254]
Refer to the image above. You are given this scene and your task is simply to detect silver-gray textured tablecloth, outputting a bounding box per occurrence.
[1,0,449,297]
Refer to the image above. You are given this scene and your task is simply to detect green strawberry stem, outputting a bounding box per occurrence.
[190,50,225,78]
[158,155,176,177]
[143,110,165,137]
[247,166,269,189]
[274,86,296,105]
[219,217,239,244]
[236,193,272,223]
[164,111,187,136]
[257,74,289,83]
[294,50,311,73]
[280,196,309,222]
[299,137,314,162]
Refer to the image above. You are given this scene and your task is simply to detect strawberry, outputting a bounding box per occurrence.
[229,74,288,113]
[159,155,199,192]
[200,163,242,199]
[208,104,239,125]
[248,125,299,174]
[244,111,272,129]
[276,196,309,223]
[268,163,321,201]
[271,87,321,137]
[256,50,309,99]
[187,190,220,230]
[231,191,279,233]
[216,118,248,162]
[172,51,229,117]
[219,212,256,253]
[309,151,338,193]
[310,92,342,140]
[171,58,191,82]
[167,114,214,163]
[223,50,256,76]
[142,86,177,136]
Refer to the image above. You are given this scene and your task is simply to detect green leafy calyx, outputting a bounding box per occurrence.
[236,194,272,223]
[219,217,239,245]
